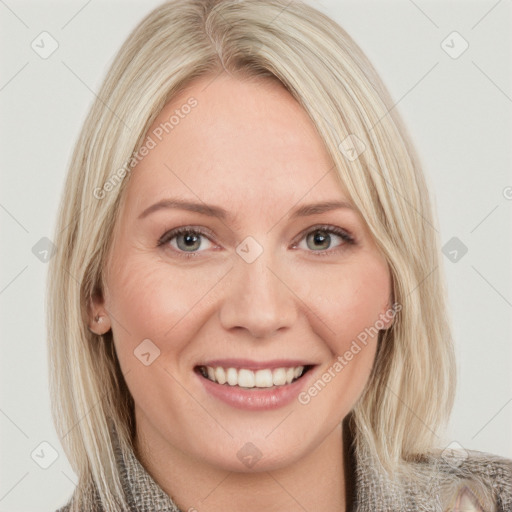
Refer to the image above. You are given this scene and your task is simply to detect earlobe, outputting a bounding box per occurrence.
[379,299,398,330]
[87,290,112,335]
[88,313,112,335]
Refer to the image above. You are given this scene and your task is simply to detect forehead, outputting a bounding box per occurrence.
[123,73,350,217]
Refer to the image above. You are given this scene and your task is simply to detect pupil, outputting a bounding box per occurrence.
[179,232,200,251]
[309,230,329,250]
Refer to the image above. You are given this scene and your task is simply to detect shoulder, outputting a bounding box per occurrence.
[54,494,104,512]
[415,446,512,511]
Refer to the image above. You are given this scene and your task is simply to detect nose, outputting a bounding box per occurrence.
[218,248,298,339]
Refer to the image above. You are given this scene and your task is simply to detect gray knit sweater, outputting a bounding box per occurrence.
[56,425,512,512]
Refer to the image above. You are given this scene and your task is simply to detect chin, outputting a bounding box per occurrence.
[193,434,308,474]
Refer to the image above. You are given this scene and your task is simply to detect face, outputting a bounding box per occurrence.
[91,72,393,474]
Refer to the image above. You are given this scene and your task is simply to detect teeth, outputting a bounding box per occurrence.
[273,368,286,386]
[238,369,255,387]
[200,365,306,388]
[255,369,273,388]
[215,367,226,385]
[226,367,238,386]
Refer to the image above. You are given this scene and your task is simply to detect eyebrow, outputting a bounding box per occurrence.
[137,198,355,221]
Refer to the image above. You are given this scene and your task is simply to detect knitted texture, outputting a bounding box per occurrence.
[56,424,512,512]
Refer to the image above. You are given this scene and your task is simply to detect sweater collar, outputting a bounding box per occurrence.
[110,420,445,512]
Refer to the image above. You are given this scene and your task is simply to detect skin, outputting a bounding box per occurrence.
[89,72,393,512]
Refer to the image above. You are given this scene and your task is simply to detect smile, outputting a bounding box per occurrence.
[194,361,316,410]
[197,365,310,389]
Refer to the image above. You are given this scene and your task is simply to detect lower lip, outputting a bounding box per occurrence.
[196,367,316,411]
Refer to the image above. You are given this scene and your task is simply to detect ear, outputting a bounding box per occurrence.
[87,288,112,335]
[378,297,399,331]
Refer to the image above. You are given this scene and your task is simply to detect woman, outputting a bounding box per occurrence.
[47,0,512,511]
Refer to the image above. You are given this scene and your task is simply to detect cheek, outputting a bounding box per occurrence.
[106,259,167,334]
[103,253,227,363]
[298,258,389,413]
[310,254,390,338]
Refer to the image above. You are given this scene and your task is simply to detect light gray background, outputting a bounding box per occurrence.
[1,1,511,510]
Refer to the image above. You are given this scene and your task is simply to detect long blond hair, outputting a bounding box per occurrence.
[47,0,456,509]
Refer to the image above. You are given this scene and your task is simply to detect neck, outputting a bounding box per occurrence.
[135,418,349,512]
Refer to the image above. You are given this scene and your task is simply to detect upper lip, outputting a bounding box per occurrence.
[195,359,316,371]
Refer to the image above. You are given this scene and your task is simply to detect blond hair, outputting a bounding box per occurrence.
[47,0,456,509]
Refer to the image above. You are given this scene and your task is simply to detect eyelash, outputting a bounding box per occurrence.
[156,224,356,259]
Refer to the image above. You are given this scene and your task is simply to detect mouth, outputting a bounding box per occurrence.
[194,364,314,390]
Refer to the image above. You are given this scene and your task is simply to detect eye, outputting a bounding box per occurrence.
[293,225,355,254]
[157,224,356,259]
[157,227,214,256]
